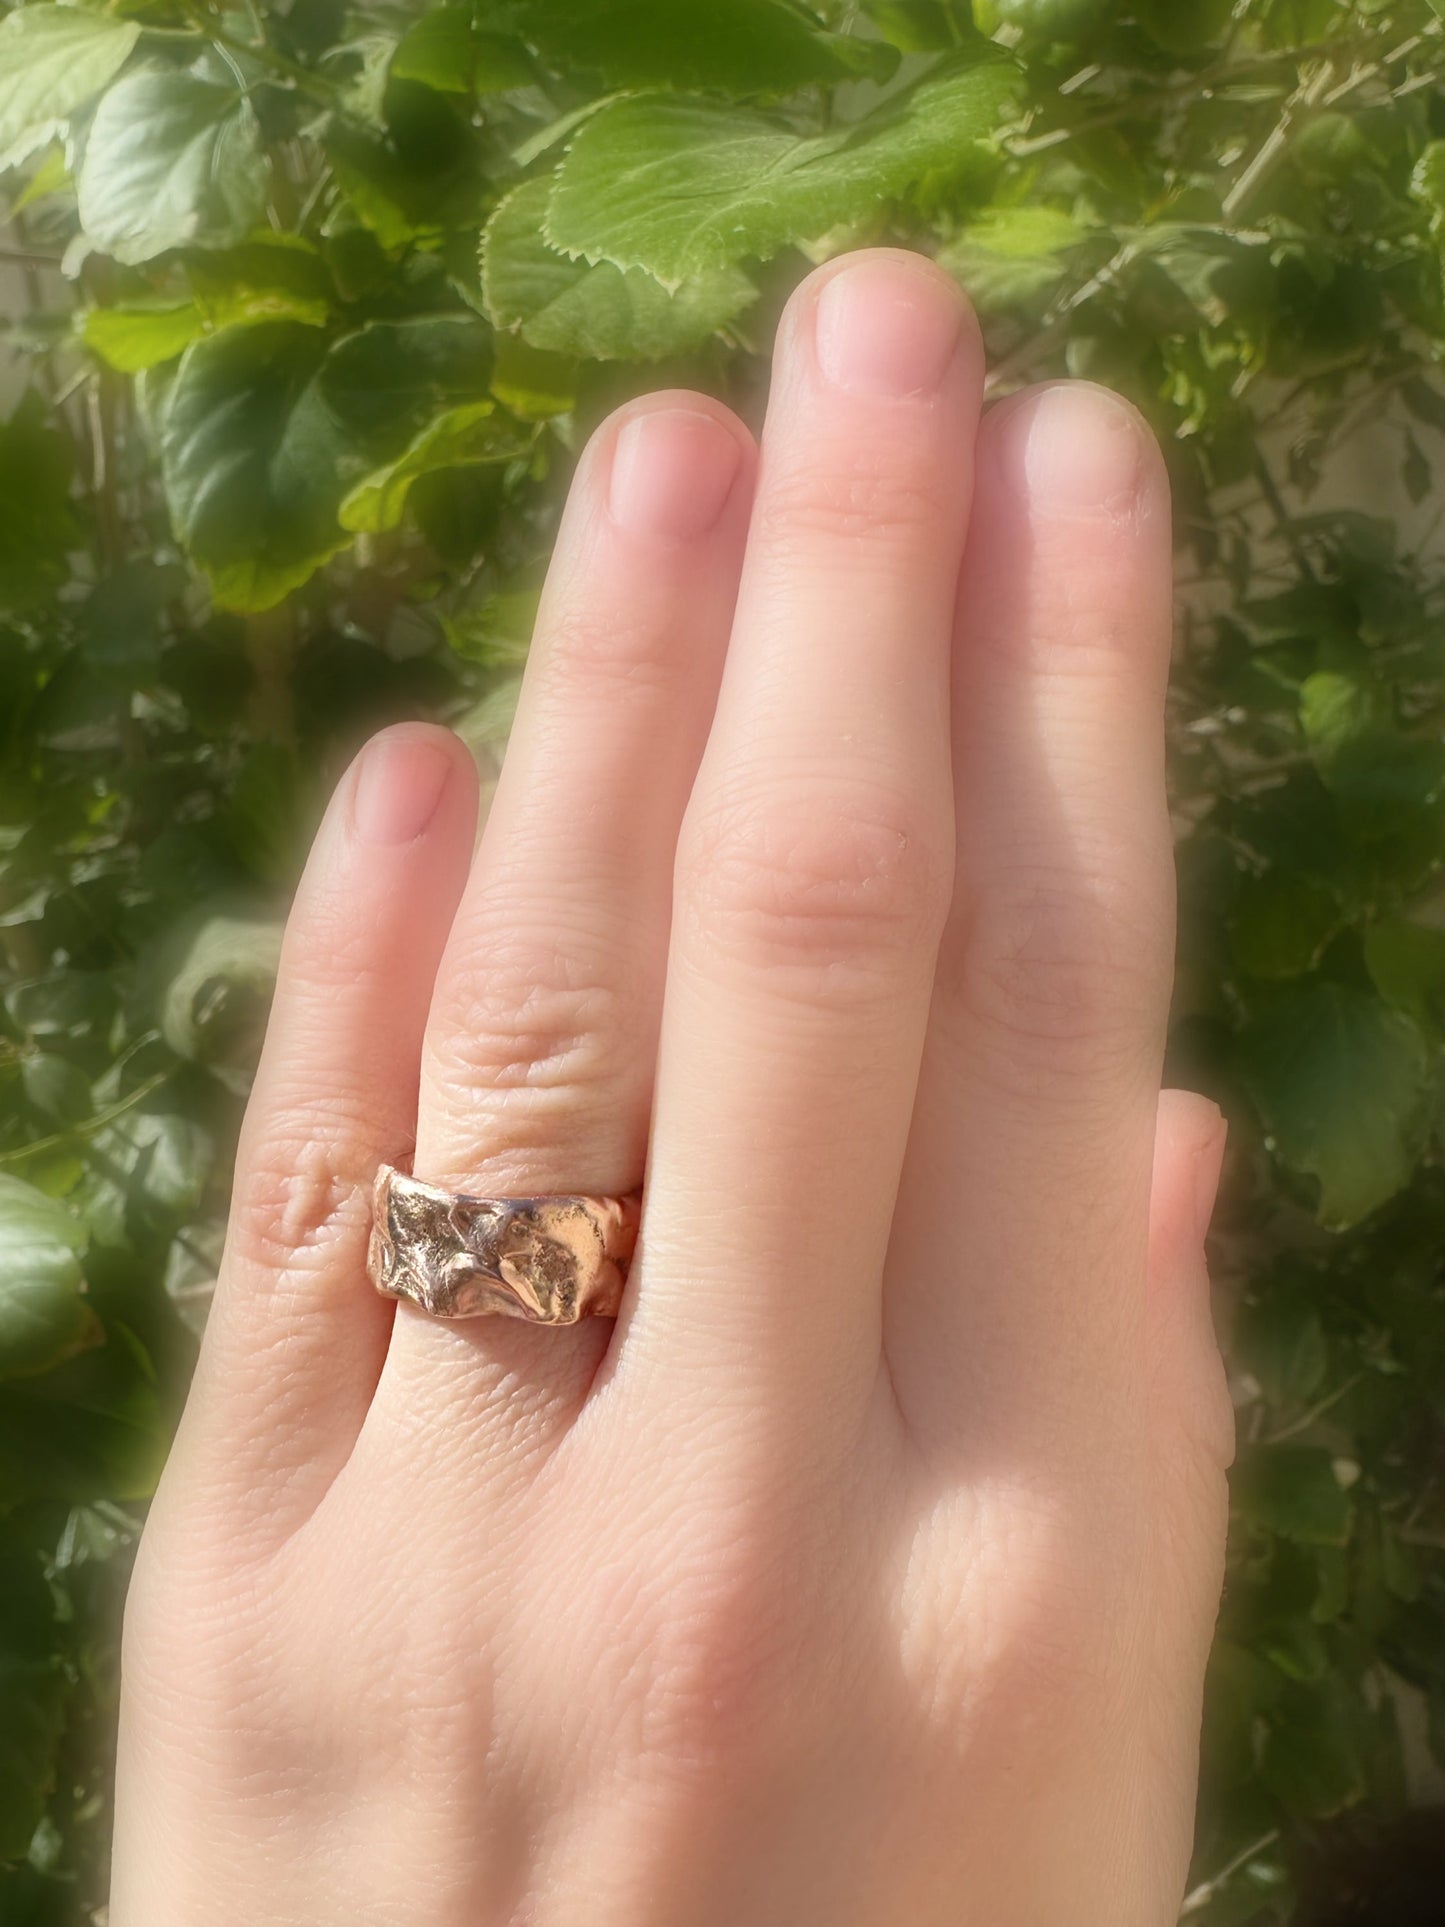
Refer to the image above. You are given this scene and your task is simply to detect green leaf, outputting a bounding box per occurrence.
[158,316,493,606]
[1299,669,1387,763]
[82,303,207,373]
[185,235,334,328]
[1132,0,1232,50]
[1403,374,1445,435]
[1227,873,1341,980]
[21,1053,92,1127]
[0,1175,97,1382]
[0,1327,170,1504]
[391,5,534,94]
[221,742,312,884]
[1410,139,1445,219]
[1239,984,1433,1229]
[1363,920,1445,1037]
[158,322,350,611]
[313,315,493,448]
[483,178,756,360]
[339,402,525,533]
[864,0,978,50]
[994,0,1114,38]
[545,57,1018,279]
[159,914,283,1067]
[442,587,541,667]
[1232,1445,1353,1545]
[511,0,900,93]
[87,238,334,369]
[12,137,70,212]
[1259,1678,1367,1817]
[1237,1289,1329,1410]
[77,70,270,266]
[323,115,465,250]
[1403,430,1432,506]
[0,392,79,613]
[0,4,140,167]
[489,334,577,418]
[936,204,1090,311]
[0,1526,67,1864]
[1301,671,1445,844]
[455,675,524,758]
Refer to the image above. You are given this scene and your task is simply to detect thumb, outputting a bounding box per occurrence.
[1148,1089,1233,1471]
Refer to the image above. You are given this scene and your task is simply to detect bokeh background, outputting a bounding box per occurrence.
[2,2,1444,1921]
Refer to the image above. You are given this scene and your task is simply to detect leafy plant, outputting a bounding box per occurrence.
[1,1,1443,1920]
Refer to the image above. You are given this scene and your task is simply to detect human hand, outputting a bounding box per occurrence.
[112,249,1232,1926]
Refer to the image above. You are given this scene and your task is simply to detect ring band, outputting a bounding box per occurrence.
[368,1163,641,1324]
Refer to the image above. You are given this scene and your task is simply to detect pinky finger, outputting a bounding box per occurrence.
[165,725,478,1539]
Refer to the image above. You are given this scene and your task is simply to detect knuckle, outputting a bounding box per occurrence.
[539,598,684,705]
[761,445,941,552]
[678,778,950,986]
[428,930,634,1102]
[946,856,1170,1072]
[629,1517,810,1781]
[907,1487,1136,1748]
[228,1116,370,1274]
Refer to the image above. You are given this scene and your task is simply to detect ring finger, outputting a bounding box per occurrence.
[365,392,756,1460]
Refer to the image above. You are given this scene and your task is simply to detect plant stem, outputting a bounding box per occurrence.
[1180,1829,1283,1916]
[1262,1373,1365,1446]
[0,1072,172,1170]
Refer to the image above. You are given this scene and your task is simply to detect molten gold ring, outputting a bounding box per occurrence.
[368,1163,641,1325]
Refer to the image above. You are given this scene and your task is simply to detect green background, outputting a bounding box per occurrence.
[1,1,1444,1919]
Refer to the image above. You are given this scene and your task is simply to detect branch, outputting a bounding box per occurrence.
[0,1072,172,1170]
[1223,58,1335,221]
[1180,1830,1283,1918]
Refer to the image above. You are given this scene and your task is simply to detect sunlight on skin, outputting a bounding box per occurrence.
[112,251,1229,1927]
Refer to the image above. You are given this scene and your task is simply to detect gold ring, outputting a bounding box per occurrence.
[367,1163,641,1325]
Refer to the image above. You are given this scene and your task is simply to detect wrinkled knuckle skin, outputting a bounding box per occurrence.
[428,934,637,1105]
[539,599,689,705]
[760,446,943,553]
[624,1526,815,1789]
[946,860,1170,1072]
[912,1496,1141,1759]
[227,1121,371,1275]
[678,780,951,989]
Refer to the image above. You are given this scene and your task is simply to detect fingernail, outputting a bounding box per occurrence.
[1191,1117,1228,1249]
[609,408,743,540]
[814,256,962,398]
[997,383,1146,512]
[352,729,453,844]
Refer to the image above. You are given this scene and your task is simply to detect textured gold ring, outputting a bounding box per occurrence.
[368,1163,641,1325]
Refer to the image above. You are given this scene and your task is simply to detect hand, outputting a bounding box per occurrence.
[112,250,1232,1926]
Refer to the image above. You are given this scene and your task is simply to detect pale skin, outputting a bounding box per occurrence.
[111,250,1234,1925]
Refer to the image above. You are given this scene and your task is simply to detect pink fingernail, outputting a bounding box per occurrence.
[352,730,453,844]
[814,256,963,398]
[609,408,743,540]
[998,383,1146,512]
[1191,1117,1228,1249]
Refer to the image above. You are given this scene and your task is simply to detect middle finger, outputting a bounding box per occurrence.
[618,253,984,1429]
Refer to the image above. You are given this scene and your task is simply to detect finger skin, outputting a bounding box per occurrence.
[1144,1090,1233,1917]
[620,252,985,1425]
[366,393,756,1459]
[885,379,1177,1455]
[166,725,478,1541]
[1147,1089,1233,1474]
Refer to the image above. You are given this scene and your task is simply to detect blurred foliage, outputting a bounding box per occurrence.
[0,0,1443,1919]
